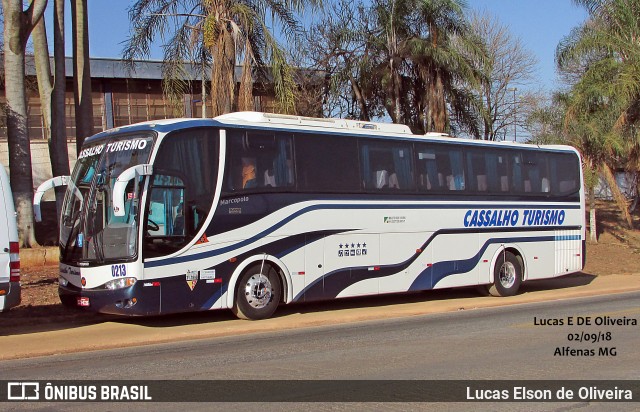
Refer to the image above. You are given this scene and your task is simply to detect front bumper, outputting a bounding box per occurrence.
[59,281,160,316]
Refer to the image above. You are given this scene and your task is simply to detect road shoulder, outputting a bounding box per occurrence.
[1,273,639,360]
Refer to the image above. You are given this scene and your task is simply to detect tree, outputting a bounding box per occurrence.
[2,0,48,247]
[370,0,413,124]
[468,11,538,141]
[294,0,382,120]
[123,0,320,117]
[557,0,640,229]
[527,92,618,243]
[71,0,94,153]
[32,0,70,214]
[298,0,483,134]
[409,0,482,135]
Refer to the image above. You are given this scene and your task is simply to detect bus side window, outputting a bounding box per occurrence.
[416,145,465,192]
[361,141,414,191]
[225,131,294,192]
[551,152,580,195]
[466,150,487,192]
[296,133,360,192]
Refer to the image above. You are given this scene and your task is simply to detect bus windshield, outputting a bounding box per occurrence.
[60,134,154,264]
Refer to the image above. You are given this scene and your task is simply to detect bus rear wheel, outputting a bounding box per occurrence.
[232,264,281,320]
[486,251,522,297]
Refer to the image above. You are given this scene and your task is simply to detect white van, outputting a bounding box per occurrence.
[0,162,20,311]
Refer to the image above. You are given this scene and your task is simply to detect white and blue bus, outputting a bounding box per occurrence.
[34,112,585,319]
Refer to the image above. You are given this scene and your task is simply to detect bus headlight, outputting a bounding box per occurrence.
[103,277,137,290]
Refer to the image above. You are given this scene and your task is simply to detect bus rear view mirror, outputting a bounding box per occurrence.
[33,175,73,222]
[113,164,153,217]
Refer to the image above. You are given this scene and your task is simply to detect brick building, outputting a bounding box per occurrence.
[0,56,282,189]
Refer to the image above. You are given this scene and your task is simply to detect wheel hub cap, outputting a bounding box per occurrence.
[244,274,273,309]
[499,261,516,289]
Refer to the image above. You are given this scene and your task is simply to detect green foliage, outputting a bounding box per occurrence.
[298,0,482,134]
[555,0,640,227]
[556,0,640,173]
[123,0,320,116]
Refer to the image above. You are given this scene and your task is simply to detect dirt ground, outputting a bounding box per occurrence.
[7,200,640,325]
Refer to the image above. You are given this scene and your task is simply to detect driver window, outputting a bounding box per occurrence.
[147,175,185,237]
[143,128,219,259]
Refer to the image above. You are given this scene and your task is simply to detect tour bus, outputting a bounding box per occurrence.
[34,112,585,319]
[0,161,20,312]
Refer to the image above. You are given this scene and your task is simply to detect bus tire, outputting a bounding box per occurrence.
[487,251,522,297]
[232,263,281,320]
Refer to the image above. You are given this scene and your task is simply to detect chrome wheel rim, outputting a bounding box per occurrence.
[498,261,516,289]
[243,273,273,309]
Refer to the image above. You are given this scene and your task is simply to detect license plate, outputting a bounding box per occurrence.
[77,297,90,307]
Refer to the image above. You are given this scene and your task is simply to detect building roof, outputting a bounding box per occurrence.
[21,56,208,80]
[17,56,324,83]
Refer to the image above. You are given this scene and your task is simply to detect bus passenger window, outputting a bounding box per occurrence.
[225,131,294,192]
[296,134,359,192]
[361,141,413,192]
[465,150,487,192]
[551,152,580,195]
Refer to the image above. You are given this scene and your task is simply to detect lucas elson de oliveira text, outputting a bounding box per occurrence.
[466,386,633,401]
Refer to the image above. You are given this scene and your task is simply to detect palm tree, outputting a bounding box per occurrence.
[556,0,640,228]
[565,94,624,242]
[362,0,481,134]
[366,0,414,124]
[124,0,319,116]
[409,0,482,135]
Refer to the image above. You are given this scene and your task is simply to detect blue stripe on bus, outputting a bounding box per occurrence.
[144,202,581,268]
[410,235,555,291]
[554,235,581,241]
[294,233,561,300]
[199,230,343,310]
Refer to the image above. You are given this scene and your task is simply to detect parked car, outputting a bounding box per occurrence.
[0,162,20,311]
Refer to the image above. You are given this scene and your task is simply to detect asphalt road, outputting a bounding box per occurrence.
[1,291,639,411]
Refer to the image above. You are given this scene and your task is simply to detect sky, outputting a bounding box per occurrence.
[43,0,589,93]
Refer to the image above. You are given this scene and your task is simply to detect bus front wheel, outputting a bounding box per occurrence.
[487,251,522,297]
[232,264,281,320]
